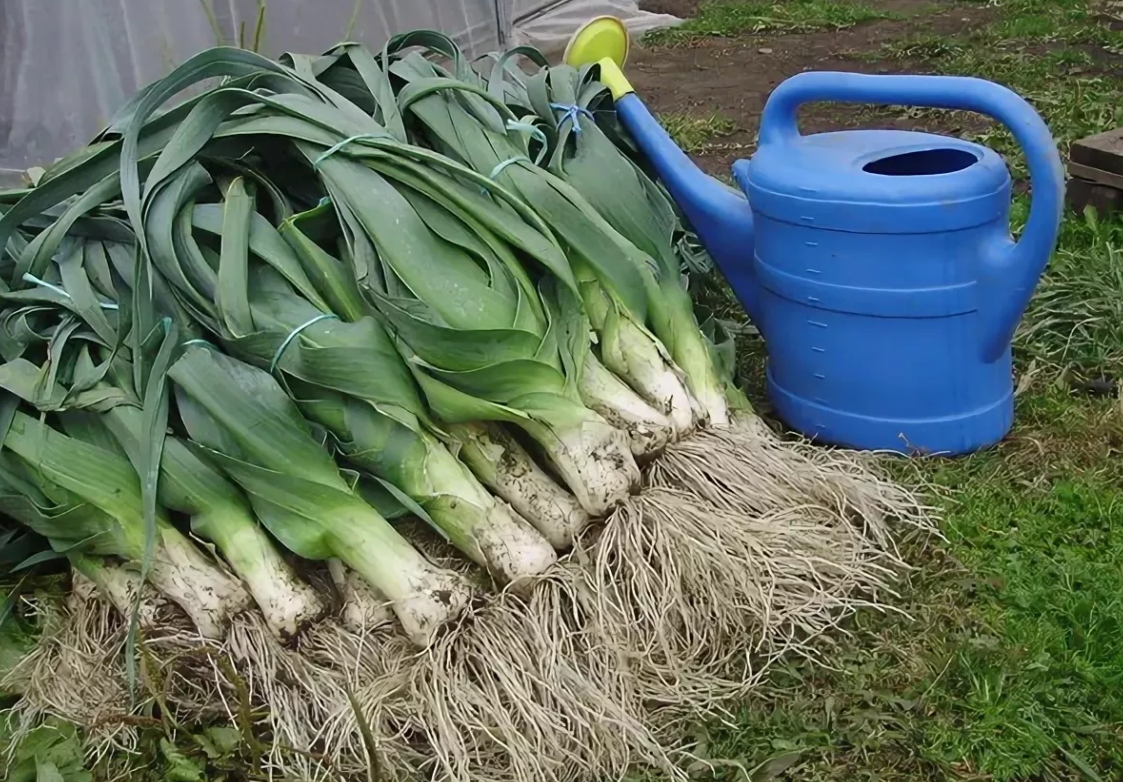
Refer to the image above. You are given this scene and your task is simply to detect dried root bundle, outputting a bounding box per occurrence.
[648,418,935,551]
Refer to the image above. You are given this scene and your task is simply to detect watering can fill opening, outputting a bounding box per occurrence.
[563,18,1064,455]
[861,147,980,176]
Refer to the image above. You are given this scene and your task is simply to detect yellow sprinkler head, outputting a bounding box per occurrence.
[564,15,630,68]
[563,16,635,100]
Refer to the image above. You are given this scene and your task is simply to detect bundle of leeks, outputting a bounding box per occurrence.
[0,37,927,782]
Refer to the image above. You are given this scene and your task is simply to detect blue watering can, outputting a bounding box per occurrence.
[565,18,1065,455]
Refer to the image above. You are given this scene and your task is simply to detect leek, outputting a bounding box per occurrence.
[384,45,704,434]
[292,383,556,584]
[282,200,589,544]
[511,63,730,424]
[0,413,251,639]
[0,245,327,640]
[168,345,471,646]
[579,347,674,458]
[311,150,639,514]
[445,421,589,549]
[173,177,556,582]
[68,553,169,630]
[327,558,394,632]
[96,405,328,640]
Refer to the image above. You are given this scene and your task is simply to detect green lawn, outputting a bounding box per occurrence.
[643,0,895,46]
[654,1,1123,779]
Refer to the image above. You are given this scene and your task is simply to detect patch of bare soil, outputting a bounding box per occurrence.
[639,0,707,16]
[631,0,997,175]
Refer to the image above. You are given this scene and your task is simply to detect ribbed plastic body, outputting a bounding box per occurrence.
[614,73,1064,454]
[734,129,1017,454]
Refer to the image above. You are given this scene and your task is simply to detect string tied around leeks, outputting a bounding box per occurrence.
[269,313,340,373]
[549,103,594,133]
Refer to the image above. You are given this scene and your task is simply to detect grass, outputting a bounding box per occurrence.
[661,0,1123,779]
[660,112,737,152]
[644,0,893,46]
[1020,209,1123,381]
[686,213,1123,782]
[697,442,1123,781]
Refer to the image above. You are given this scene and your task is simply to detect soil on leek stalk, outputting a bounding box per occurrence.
[628,0,1123,780]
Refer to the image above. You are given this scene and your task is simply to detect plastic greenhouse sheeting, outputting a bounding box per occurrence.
[0,0,677,181]
[0,0,501,178]
[510,0,680,53]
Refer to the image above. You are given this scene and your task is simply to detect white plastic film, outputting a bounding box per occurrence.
[0,0,505,177]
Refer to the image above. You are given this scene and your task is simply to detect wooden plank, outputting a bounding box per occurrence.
[1070,127,1123,176]
[1067,176,1123,217]
[1069,161,1123,191]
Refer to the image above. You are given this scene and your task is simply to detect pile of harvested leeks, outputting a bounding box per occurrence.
[0,33,929,782]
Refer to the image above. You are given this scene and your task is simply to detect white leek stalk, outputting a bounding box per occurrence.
[295,387,558,586]
[69,555,167,628]
[517,402,640,517]
[328,559,395,632]
[0,411,252,639]
[101,405,327,640]
[579,269,702,436]
[579,352,674,458]
[400,429,558,586]
[447,422,590,549]
[171,346,472,646]
[144,524,254,639]
[200,511,326,639]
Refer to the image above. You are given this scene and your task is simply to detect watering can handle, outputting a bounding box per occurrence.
[758,72,1065,362]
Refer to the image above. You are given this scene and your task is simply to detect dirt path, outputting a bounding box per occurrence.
[632,0,996,175]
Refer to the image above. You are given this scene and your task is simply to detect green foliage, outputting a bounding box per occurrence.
[644,0,892,46]
[658,113,736,154]
[160,738,206,782]
[1018,207,1123,380]
[0,711,264,782]
[4,719,92,782]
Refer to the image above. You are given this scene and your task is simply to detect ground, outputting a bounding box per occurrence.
[630,0,1123,779]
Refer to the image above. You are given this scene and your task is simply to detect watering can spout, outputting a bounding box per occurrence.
[611,90,759,318]
[562,18,759,318]
[614,92,759,317]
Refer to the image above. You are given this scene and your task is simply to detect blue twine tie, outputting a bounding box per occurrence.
[22,272,118,310]
[482,120,550,189]
[313,133,394,169]
[550,103,594,134]
[270,313,339,373]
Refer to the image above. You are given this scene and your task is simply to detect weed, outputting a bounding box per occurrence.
[1018,208,1123,380]
[881,35,967,60]
[659,112,737,152]
[644,0,892,46]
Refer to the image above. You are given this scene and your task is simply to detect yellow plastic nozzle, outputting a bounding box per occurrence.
[594,57,634,101]
[564,16,635,100]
